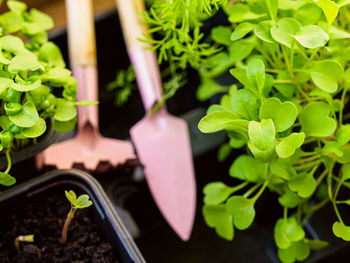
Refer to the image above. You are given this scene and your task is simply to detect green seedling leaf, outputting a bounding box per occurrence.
[53,117,77,133]
[0,11,22,33]
[276,132,305,159]
[0,78,13,92]
[270,159,297,180]
[229,154,268,182]
[278,240,310,263]
[229,38,255,63]
[254,20,275,43]
[336,125,350,146]
[338,147,350,164]
[226,196,255,230]
[38,41,65,68]
[305,239,328,250]
[231,22,255,41]
[259,97,298,132]
[292,25,329,49]
[211,26,232,46]
[270,18,301,47]
[230,89,259,120]
[22,117,46,138]
[228,131,246,149]
[309,60,343,93]
[42,68,71,87]
[0,172,15,186]
[206,104,225,115]
[288,172,316,198]
[203,204,234,241]
[4,103,22,116]
[65,190,77,206]
[309,89,333,105]
[294,3,322,25]
[198,110,248,134]
[54,98,77,122]
[248,140,277,162]
[299,102,336,137]
[278,0,305,10]
[246,58,265,93]
[23,8,54,35]
[248,119,276,151]
[322,141,343,157]
[27,84,50,107]
[315,0,339,30]
[76,194,93,208]
[9,101,39,128]
[218,143,232,162]
[0,116,11,130]
[8,0,27,13]
[278,192,300,208]
[8,54,41,73]
[0,35,25,54]
[274,217,305,249]
[342,163,350,181]
[11,76,41,92]
[203,182,235,204]
[227,4,266,23]
[332,221,350,241]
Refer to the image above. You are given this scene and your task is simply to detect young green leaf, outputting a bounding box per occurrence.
[292,25,329,49]
[276,132,305,159]
[278,240,310,263]
[278,192,300,208]
[230,89,259,120]
[315,0,339,30]
[248,140,277,162]
[274,217,305,249]
[211,26,232,46]
[270,159,297,180]
[322,141,343,157]
[42,68,71,87]
[8,0,27,14]
[270,18,301,47]
[246,58,265,93]
[248,119,276,151]
[309,60,343,93]
[9,101,39,128]
[229,38,255,63]
[8,54,42,73]
[254,20,275,43]
[53,117,77,133]
[259,97,298,132]
[0,172,16,186]
[65,190,92,209]
[231,22,255,41]
[226,196,256,230]
[218,143,232,162]
[294,3,322,26]
[229,154,268,182]
[332,221,350,241]
[22,8,54,35]
[305,239,328,250]
[203,204,234,241]
[336,125,350,146]
[22,117,46,138]
[38,41,65,68]
[54,98,77,122]
[299,102,336,137]
[227,4,266,23]
[203,182,236,204]
[288,172,316,198]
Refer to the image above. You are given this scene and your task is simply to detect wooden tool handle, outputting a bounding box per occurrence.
[66,0,97,67]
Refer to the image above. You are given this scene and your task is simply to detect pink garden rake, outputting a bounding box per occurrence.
[37,0,135,170]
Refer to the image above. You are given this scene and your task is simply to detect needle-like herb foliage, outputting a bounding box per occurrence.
[0,0,95,187]
[197,0,350,262]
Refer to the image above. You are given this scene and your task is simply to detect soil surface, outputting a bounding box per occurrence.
[0,190,119,263]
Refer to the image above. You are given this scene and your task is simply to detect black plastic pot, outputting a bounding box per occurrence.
[0,169,145,263]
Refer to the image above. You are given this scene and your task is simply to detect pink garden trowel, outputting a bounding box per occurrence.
[116,0,196,240]
[37,0,135,170]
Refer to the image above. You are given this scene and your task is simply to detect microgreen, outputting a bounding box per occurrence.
[14,234,34,252]
[60,190,93,244]
[0,0,92,185]
[191,0,350,261]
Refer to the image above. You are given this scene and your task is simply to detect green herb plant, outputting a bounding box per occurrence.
[60,190,93,244]
[0,0,95,187]
[197,0,350,261]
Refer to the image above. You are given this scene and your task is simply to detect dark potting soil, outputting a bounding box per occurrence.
[0,191,119,263]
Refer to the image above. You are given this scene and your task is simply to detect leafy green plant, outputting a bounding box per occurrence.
[197,0,350,261]
[0,0,95,187]
[60,190,93,244]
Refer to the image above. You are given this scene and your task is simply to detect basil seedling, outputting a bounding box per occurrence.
[60,190,93,244]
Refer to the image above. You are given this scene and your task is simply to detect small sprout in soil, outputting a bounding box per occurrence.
[60,190,93,244]
[14,234,34,252]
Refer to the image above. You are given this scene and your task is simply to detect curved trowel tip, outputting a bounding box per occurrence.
[131,112,196,241]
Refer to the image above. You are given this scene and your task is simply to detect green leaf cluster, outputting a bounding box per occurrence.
[0,1,85,186]
[197,0,350,261]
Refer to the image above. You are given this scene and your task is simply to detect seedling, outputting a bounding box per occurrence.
[60,190,93,244]
[14,234,34,252]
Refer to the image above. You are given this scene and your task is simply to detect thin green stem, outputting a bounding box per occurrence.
[4,150,11,174]
[251,173,273,203]
[243,183,261,198]
[60,207,76,244]
[339,87,349,125]
[283,207,288,222]
[301,198,330,225]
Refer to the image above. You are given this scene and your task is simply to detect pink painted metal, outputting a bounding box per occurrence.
[116,0,196,241]
[37,0,135,170]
